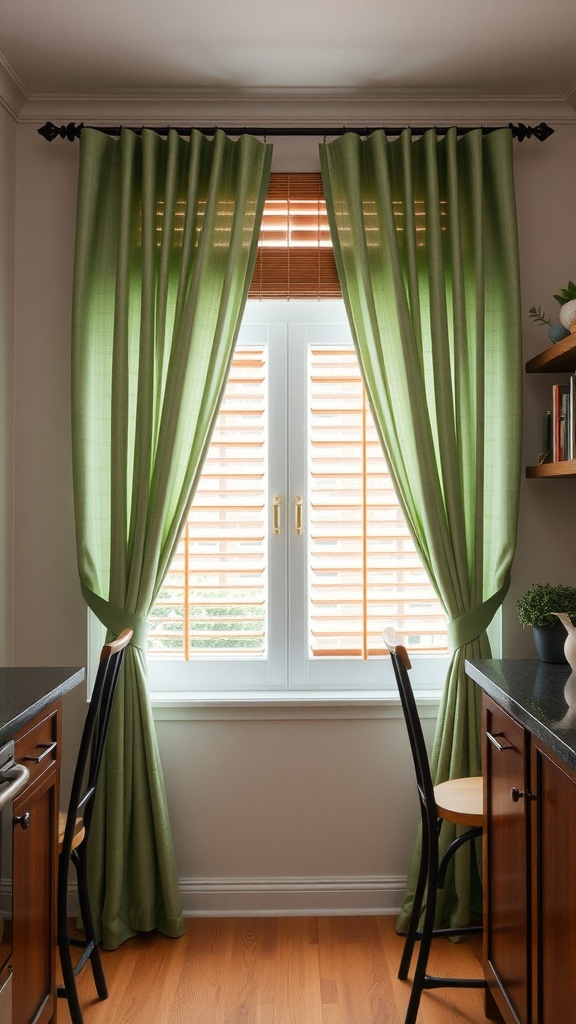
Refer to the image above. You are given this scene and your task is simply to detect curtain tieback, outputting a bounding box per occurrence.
[81,583,148,651]
[448,577,511,650]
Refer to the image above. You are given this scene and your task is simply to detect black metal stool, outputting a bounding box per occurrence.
[57,628,132,1024]
[383,627,486,1024]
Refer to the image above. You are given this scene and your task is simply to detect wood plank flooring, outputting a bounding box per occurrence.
[59,916,487,1024]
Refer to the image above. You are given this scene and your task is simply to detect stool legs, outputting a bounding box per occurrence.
[57,840,108,1024]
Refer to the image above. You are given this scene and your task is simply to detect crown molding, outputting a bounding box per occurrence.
[0,54,29,120]
[17,88,576,128]
[564,79,576,113]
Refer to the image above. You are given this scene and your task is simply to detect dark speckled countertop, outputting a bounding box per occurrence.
[466,659,576,772]
[0,666,85,746]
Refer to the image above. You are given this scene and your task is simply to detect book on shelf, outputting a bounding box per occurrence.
[550,377,576,462]
[565,374,569,458]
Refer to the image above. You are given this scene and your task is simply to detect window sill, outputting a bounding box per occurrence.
[150,689,443,721]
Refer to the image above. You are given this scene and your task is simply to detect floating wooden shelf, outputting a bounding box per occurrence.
[526,334,576,475]
[526,333,576,373]
[526,460,576,478]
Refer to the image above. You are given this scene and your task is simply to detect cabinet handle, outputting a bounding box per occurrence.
[511,787,536,803]
[22,740,57,764]
[13,811,31,830]
[486,731,514,752]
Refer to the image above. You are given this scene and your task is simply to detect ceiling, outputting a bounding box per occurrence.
[1,0,576,103]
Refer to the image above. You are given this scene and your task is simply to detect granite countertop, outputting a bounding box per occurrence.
[0,666,85,746]
[466,658,576,772]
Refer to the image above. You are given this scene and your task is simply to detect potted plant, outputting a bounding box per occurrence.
[528,280,576,343]
[556,281,576,333]
[517,582,576,663]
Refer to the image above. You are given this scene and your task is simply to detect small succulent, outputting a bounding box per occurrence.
[553,281,576,305]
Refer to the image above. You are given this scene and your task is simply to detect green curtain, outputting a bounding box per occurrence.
[71,127,272,949]
[320,127,522,928]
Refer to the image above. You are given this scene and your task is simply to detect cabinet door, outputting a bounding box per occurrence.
[12,704,60,1024]
[531,740,576,1024]
[12,767,58,1024]
[483,696,531,1024]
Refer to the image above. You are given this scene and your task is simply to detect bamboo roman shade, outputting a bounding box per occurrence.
[249,173,341,299]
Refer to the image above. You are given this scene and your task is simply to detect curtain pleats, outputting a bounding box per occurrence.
[320,127,522,927]
[72,127,272,948]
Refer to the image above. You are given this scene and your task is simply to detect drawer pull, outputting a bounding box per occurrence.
[14,811,31,830]
[511,787,536,803]
[22,741,57,764]
[487,730,514,752]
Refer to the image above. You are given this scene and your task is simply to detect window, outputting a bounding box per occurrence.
[146,300,449,695]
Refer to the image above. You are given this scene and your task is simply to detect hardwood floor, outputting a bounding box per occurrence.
[58,916,487,1024]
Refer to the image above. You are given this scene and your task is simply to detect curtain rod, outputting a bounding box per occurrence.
[38,121,554,143]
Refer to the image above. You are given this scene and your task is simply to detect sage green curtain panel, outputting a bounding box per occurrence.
[72,127,272,949]
[320,128,522,928]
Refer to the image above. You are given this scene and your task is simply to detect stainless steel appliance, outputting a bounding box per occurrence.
[0,742,30,1024]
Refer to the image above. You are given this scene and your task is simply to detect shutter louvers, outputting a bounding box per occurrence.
[308,345,448,657]
[148,347,268,660]
[249,173,341,300]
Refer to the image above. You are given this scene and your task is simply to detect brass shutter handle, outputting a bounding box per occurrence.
[273,496,281,535]
[295,496,303,536]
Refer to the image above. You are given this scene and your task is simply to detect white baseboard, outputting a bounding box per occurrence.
[179,875,406,917]
[66,874,406,919]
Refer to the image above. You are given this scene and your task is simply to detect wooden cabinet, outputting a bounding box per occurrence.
[483,696,531,1023]
[483,693,576,1024]
[12,702,61,1024]
[525,333,576,477]
[530,738,576,1023]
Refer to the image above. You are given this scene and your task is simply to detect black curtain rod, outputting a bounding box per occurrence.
[38,121,554,143]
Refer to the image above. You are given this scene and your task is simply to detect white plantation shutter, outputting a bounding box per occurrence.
[308,344,448,657]
[148,330,448,671]
[148,346,268,659]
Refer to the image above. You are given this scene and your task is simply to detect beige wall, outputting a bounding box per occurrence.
[6,109,576,913]
[507,123,576,652]
[0,103,15,663]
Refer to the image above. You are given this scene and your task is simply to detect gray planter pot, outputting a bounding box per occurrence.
[533,622,568,664]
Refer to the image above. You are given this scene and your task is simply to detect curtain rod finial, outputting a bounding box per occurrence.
[38,121,82,142]
[510,121,554,142]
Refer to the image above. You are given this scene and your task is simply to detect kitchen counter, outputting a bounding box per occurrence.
[465,657,576,773]
[0,666,85,745]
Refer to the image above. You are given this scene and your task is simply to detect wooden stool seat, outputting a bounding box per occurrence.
[58,811,85,854]
[434,776,483,827]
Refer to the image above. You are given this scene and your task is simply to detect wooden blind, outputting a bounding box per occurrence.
[308,345,448,657]
[249,173,341,300]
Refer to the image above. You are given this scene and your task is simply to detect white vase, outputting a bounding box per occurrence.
[553,613,576,672]
[553,671,576,729]
[559,299,576,332]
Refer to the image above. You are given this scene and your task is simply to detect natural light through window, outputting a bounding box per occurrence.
[146,302,448,693]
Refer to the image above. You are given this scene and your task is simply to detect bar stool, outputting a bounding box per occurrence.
[383,627,486,1024]
[57,628,132,1024]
